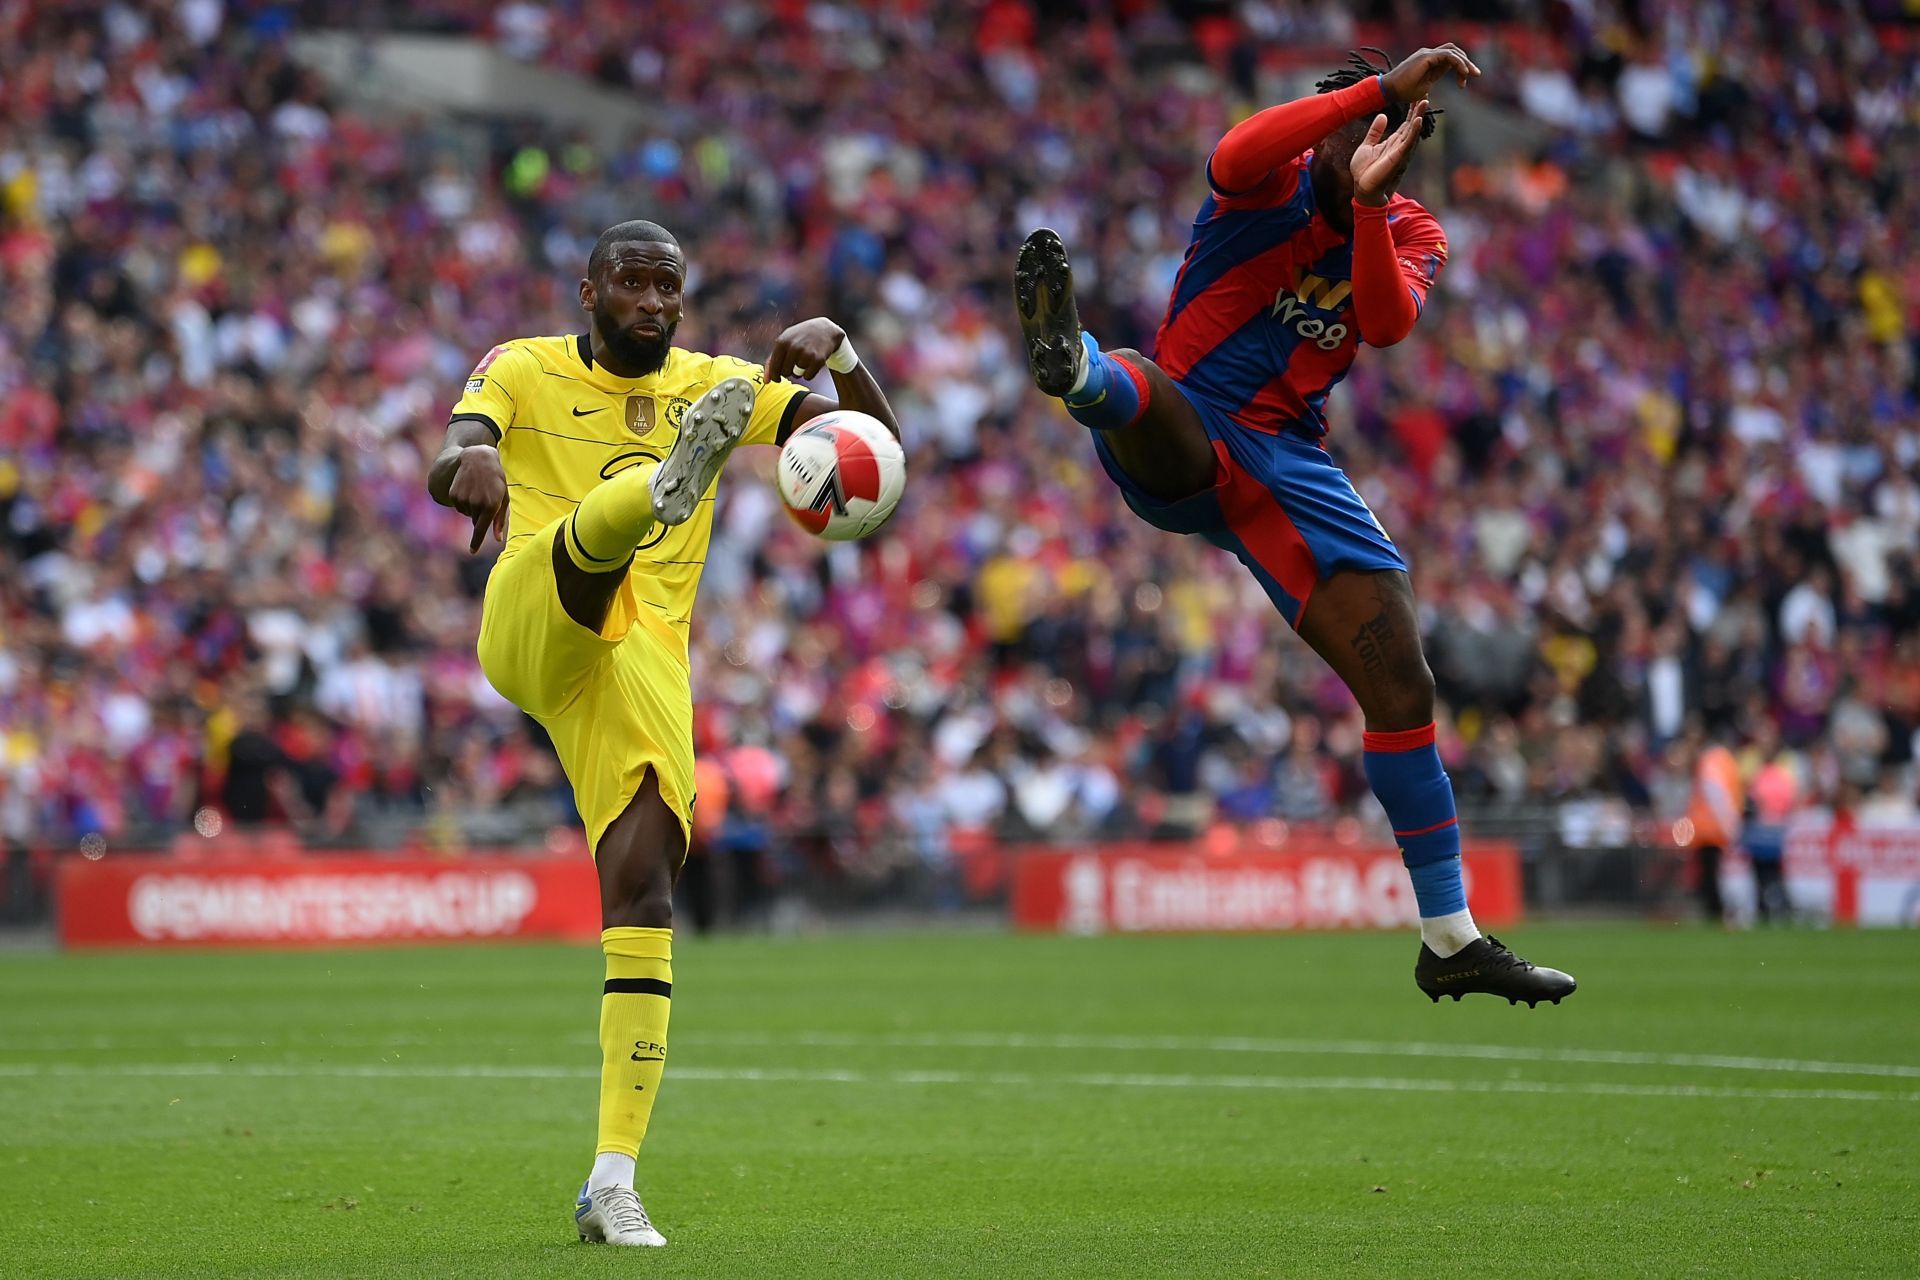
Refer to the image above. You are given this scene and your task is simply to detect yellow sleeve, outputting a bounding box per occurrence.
[711,355,811,447]
[450,342,536,438]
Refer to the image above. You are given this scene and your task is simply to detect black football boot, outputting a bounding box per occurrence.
[1013,228,1086,398]
[1416,936,1577,1007]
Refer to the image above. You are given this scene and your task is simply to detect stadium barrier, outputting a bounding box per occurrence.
[56,852,601,948]
[1010,838,1523,935]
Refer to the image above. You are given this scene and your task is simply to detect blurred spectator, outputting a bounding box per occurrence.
[1686,732,1746,925]
[220,695,297,829]
[1744,728,1803,925]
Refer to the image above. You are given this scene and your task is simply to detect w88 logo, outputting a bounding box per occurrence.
[1270,277,1352,351]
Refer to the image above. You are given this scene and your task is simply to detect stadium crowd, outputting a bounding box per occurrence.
[2,0,1917,892]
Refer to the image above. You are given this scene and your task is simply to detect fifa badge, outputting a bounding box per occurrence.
[626,396,655,437]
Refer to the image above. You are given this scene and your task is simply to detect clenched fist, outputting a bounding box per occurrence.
[763,317,849,384]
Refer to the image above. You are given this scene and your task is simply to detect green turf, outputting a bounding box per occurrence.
[2,924,1916,1278]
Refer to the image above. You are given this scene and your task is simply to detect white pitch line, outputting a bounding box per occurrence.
[694,1030,1920,1081]
[4,1029,1918,1081]
[0,1060,1914,1104]
[0,1033,453,1051]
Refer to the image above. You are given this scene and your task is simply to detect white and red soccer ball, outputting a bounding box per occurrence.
[775,410,906,541]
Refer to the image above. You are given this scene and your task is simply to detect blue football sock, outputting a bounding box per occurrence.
[1061,331,1145,431]
[1362,724,1468,920]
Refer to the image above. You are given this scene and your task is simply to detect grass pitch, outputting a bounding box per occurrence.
[2,924,1916,1278]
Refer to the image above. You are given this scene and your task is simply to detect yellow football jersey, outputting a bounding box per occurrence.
[451,333,806,631]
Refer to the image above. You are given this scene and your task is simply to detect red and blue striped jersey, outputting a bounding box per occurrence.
[1152,154,1446,437]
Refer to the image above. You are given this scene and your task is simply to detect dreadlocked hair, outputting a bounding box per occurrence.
[1315,47,1441,140]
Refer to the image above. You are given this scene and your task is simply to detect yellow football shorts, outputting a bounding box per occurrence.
[476,517,695,854]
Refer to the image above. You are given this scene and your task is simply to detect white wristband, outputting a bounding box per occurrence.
[825,335,860,374]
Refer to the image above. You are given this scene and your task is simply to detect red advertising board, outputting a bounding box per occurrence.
[1011,841,1523,935]
[57,854,601,948]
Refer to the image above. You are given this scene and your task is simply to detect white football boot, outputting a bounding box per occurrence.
[649,375,754,525]
[574,1181,667,1247]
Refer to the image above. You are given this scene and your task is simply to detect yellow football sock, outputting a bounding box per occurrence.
[563,465,657,572]
[596,926,673,1159]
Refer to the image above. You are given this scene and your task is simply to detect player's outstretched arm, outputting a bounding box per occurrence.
[427,419,509,553]
[1210,45,1478,195]
[763,317,901,445]
[1211,78,1386,194]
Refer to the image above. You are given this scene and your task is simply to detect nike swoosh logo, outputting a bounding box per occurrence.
[630,1054,665,1063]
[572,405,605,417]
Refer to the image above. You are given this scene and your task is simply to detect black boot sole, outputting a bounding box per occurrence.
[1419,987,1574,1008]
[1014,228,1083,398]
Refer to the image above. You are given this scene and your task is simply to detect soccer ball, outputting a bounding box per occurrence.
[775,409,906,541]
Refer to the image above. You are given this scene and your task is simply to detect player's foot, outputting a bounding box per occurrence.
[650,375,753,525]
[574,1181,666,1247]
[1415,935,1576,1007]
[1014,227,1086,397]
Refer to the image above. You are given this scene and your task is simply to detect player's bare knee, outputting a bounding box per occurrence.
[597,839,676,929]
[603,882,673,931]
[1365,655,1436,731]
[595,778,685,929]
[1400,659,1438,724]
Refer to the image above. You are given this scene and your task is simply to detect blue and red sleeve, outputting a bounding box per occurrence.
[1207,76,1389,200]
[1351,197,1448,347]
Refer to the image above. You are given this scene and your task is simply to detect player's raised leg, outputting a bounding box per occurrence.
[555,375,756,620]
[1014,228,1216,502]
[1294,570,1576,1006]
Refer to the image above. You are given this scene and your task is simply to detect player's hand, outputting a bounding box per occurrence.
[764,317,847,383]
[1380,44,1479,104]
[448,444,508,553]
[1351,102,1429,207]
